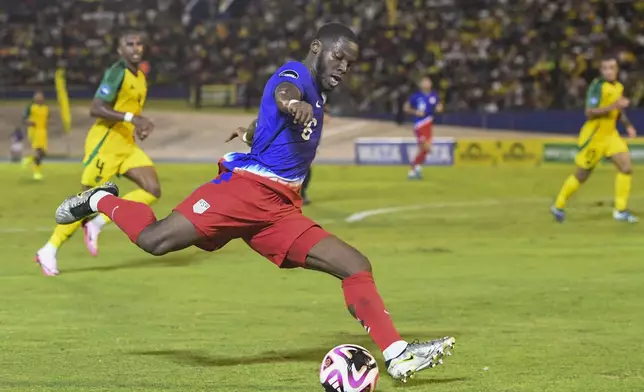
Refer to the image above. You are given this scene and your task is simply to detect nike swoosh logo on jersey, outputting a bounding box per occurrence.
[316,101,322,108]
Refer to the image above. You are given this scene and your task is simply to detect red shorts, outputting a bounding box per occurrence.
[174,169,330,268]
[414,119,433,144]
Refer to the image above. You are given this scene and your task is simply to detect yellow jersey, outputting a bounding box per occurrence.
[583,78,624,137]
[93,59,147,143]
[25,103,48,131]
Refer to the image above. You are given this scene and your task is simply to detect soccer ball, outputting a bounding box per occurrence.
[320,344,379,392]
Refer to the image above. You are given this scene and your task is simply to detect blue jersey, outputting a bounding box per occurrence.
[409,91,439,127]
[222,61,325,185]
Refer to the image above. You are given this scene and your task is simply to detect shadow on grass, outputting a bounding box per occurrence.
[132,330,463,371]
[133,347,326,367]
[64,251,209,274]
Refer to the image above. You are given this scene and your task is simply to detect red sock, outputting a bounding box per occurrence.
[412,148,428,166]
[342,271,402,351]
[97,195,157,243]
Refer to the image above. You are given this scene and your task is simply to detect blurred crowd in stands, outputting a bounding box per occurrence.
[2,0,644,114]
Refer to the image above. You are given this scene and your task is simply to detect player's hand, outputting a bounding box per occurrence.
[288,101,314,125]
[225,127,251,146]
[416,110,425,117]
[627,125,637,138]
[133,115,154,141]
[614,97,630,110]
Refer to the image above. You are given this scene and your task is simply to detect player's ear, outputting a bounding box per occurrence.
[310,39,322,55]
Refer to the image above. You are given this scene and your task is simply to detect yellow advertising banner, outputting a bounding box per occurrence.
[455,139,544,166]
[454,140,500,166]
[496,140,543,166]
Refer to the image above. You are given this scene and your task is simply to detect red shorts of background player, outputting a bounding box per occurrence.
[174,167,330,268]
[414,118,433,144]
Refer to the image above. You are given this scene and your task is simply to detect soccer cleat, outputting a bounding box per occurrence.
[407,169,423,180]
[613,209,639,223]
[550,205,565,223]
[35,248,59,276]
[83,221,101,257]
[386,336,456,382]
[55,183,119,225]
[33,171,43,181]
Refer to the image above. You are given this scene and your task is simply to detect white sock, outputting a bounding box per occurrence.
[414,164,422,172]
[89,190,112,212]
[90,214,107,230]
[383,340,408,362]
[42,242,58,256]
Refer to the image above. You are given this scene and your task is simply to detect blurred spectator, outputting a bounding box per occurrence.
[9,127,24,162]
[1,0,644,114]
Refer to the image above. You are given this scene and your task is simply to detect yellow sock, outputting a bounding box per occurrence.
[32,162,43,180]
[615,172,632,211]
[555,175,581,209]
[48,221,83,248]
[22,156,32,168]
[99,189,158,224]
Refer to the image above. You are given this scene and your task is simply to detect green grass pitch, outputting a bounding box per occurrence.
[1,163,643,391]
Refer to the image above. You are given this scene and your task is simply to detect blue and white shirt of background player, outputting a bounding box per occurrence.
[222,61,326,188]
[408,90,439,130]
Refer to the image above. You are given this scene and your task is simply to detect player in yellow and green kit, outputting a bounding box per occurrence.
[551,55,638,223]
[23,90,49,180]
[35,32,159,275]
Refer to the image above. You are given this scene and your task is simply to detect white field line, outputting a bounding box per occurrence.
[345,194,644,223]
[345,197,551,223]
[0,195,638,233]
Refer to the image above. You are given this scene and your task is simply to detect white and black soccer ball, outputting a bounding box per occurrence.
[320,344,379,392]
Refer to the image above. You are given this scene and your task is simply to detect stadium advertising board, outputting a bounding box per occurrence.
[496,140,543,166]
[455,139,543,166]
[354,137,455,165]
[356,138,644,166]
[454,140,499,166]
[543,140,644,164]
[191,84,238,107]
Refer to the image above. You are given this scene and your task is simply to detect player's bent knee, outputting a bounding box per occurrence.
[341,252,372,279]
[135,230,167,256]
[619,164,633,175]
[137,236,170,256]
[145,184,162,199]
[575,168,591,183]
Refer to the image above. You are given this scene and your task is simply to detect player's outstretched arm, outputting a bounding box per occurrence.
[620,110,637,138]
[225,119,257,146]
[585,97,629,118]
[274,82,313,125]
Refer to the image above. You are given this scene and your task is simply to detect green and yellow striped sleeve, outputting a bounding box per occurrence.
[94,60,126,103]
[585,78,604,109]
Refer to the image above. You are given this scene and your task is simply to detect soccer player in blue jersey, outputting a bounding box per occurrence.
[53,23,455,383]
[404,76,442,179]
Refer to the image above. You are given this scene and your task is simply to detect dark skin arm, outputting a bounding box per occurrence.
[620,110,637,138]
[90,99,154,140]
[585,97,629,118]
[274,82,313,125]
[226,82,314,145]
[23,110,35,127]
[225,119,258,146]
